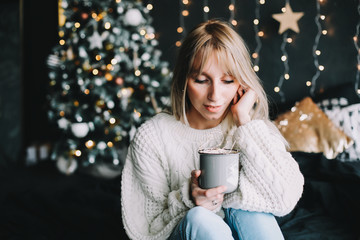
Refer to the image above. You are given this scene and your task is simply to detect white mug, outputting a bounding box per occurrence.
[198,149,239,194]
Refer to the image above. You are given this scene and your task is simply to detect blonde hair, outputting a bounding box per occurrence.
[171,19,269,125]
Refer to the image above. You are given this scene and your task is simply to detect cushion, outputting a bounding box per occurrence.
[321,103,360,161]
[273,97,353,159]
[270,82,360,120]
[314,82,360,161]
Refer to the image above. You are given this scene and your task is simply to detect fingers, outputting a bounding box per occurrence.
[232,93,238,105]
[204,185,227,198]
[190,170,227,209]
[190,170,201,188]
[208,195,225,209]
[192,185,227,207]
[191,169,201,180]
[238,86,245,98]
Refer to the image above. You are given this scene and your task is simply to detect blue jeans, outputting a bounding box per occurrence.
[168,207,284,240]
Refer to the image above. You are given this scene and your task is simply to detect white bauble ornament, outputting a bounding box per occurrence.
[56,156,78,175]
[71,123,89,138]
[97,141,107,150]
[124,9,143,26]
[58,118,69,130]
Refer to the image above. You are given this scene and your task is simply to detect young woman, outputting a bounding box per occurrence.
[121,19,304,240]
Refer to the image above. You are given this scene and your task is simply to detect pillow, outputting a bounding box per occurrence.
[273,97,353,159]
[317,97,349,111]
[320,103,360,161]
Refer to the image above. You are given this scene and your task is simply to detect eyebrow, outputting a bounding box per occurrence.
[198,71,233,79]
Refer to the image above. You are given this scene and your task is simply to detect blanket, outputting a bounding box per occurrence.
[0,152,359,239]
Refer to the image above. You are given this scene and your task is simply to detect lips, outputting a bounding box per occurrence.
[204,104,222,113]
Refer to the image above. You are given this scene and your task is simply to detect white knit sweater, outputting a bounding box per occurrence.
[121,112,304,240]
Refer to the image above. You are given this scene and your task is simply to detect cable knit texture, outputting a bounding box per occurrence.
[121,112,304,240]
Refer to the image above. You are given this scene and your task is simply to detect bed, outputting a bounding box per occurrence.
[1,83,359,240]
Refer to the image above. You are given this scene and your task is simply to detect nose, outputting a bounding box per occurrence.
[207,82,220,102]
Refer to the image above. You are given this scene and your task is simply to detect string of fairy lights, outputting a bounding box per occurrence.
[252,0,265,74]
[310,0,325,96]
[203,0,209,21]
[271,0,304,102]
[174,0,237,48]
[275,31,289,102]
[354,3,360,96]
[228,0,236,25]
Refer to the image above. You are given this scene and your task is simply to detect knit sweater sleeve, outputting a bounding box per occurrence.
[222,119,304,216]
[121,118,195,240]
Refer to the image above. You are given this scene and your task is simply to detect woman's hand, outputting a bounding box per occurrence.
[190,170,226,211]
[230,87,257,126]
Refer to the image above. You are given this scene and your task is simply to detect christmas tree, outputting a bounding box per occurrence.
[47,0,171,176]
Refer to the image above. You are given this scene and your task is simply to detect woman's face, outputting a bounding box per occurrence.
[186,54,240,129]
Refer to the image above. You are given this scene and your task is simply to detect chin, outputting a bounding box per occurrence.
[203,112,225,122]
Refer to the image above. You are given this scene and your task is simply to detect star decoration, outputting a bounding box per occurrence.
[88,30,103,49]
[272,3,304,34]
[88,30,109,50]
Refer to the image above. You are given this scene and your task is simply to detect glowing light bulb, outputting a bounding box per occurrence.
[109,118,116,124]
[85,140,95,149]
[104,22,111,29]
[177,27,183,33]
[75,150,81,157]
[146,4,153,10]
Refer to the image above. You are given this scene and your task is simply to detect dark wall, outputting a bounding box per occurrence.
[22,0,59,146]
[0,0,59,166]
[0,0,22,166]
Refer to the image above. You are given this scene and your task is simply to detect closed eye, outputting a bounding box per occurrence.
[194,79,208,84]
[223,80,234,84]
